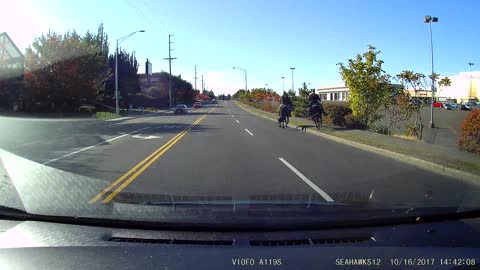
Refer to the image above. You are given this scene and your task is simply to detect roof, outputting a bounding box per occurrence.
[316,83,347,90]
[0,32,24,68]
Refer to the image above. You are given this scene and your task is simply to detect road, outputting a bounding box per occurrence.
[0,101,479,207]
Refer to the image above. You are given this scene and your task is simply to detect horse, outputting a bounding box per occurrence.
[308,104,324,129]
[278,104,290,128]
[284,104,292,125]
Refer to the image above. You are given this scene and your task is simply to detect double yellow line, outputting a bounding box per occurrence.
[89,109,213,204]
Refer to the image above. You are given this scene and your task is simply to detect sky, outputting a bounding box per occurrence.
[1,0,479,95]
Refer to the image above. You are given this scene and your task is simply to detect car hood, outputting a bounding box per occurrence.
[1,149,480,229]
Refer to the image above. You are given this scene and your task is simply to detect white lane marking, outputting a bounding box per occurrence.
[245,129,254,136]
[278,158,334,202]
[235,119,240,124]
[105,117,133,122]
[43,127,150,165]
[450,127,458,135]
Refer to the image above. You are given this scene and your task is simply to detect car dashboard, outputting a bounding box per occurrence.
[0,217,479,269]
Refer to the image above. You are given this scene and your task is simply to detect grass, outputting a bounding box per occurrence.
[95,111,120,119]
[392,134,418,141]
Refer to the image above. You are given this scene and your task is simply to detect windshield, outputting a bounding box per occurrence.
[1,0,480,227]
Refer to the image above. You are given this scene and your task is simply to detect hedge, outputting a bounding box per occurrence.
[322,101,352,127]
[458,109,480,154]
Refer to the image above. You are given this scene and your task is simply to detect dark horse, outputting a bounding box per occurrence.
[308,104,324,129]
[278,104,291,128]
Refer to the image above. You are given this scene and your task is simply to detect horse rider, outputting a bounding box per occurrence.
[281,92,293,111]
[308,91,323,116]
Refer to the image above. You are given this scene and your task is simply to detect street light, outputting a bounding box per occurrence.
[233,67,248,93]
[424,15,438,128]
[281,77,285,92]
[290,67,295,94]
[116,30,145,114]
[468,62,475,99]
[265,84,268,90]
[308,82,311,91]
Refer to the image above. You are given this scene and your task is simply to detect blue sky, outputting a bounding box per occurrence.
[2,0,479,94]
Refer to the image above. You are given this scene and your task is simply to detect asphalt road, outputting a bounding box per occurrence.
[1,101,479,207]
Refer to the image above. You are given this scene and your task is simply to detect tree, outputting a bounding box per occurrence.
[24,27,109,112]
[337,45,392,127]
[439,77,452,87]
[394,70,428,139]
[298,82,310,98]
[105,50,140,110]
[287,89,296,98]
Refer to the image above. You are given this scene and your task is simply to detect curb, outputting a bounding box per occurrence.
[234,101,480,185]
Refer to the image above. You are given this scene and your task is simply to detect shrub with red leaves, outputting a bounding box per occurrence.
[458,109,480,154]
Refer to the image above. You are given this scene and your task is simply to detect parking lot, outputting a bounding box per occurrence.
[420,106,473,148]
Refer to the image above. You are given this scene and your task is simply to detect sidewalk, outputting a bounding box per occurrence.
[235,101,480,178]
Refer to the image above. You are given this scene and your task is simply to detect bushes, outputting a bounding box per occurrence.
[245,101,279,113]
[458,109,480,154]
[345,114,367,130]
[322,101,352,127]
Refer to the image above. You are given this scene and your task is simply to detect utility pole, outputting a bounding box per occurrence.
[163,34,176,108]
[202,75,204,92]
[194,65,198,93]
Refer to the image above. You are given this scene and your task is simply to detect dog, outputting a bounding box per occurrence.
[296,125,309,131]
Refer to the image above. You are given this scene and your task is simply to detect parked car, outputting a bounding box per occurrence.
[442,103,452,110]
[193,102,202,109]
[173,104,188,114]
[461,102,476,110]
[433,102,443,108]
[448,102,458,109]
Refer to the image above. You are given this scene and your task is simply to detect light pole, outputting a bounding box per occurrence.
[308,82,311,91]
[265,84,268,90]
[116,30,145,114]
[281,77,285,92]
[290,67,295,93]
[468,62,474,99]
[424,15,438,128]
[233,67,247,92]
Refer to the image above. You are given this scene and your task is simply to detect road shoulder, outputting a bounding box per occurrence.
[233,101,480,183]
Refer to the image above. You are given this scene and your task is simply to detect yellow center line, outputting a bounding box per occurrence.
[101,113,211,203]
[88,107,214,204]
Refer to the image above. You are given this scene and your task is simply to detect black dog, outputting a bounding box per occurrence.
[296,125,309,131]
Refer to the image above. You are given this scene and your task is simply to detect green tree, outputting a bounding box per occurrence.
[298,82,310,98]
[105,51,140,111]
[439,77,452,87]
[337,45,392,127]
[287,88,296,98]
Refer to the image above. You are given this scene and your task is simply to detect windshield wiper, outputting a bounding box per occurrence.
[0,205,29,220]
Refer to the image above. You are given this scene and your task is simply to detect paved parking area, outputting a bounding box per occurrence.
[420,107,472,148]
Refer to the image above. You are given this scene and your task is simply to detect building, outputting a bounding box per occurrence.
[139,73,160,92]
[438,71,479,103]
[315,83,401,101]
[315,83,349,101]
[0,32,24,111]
